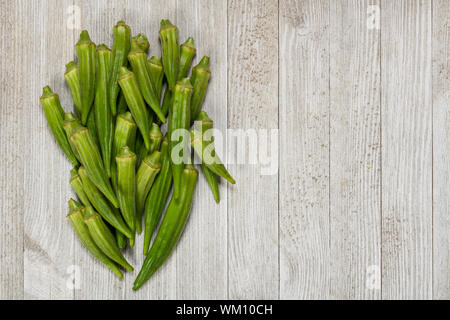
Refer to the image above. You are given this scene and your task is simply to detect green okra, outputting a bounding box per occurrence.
[161,87,172,119]
[147,56,164,101]
[117,91,128,114]
[40,86,78,166]
[70,126,119,207]
[116,146,137,246]
[63,112,83,162]
[194,111,220,203]
[70,168,91,206]
[143,137,172,255]
[83,206,133,271]
[134,164,198,289]
[159,19,179,91]
[75,30,96,125]
[133,33,149,53]
[109,21,131,116]
[86,110,100,148]
[168,78,193,200]
[190,56,211,123]
[135,151,162,235]
[190,129,235,184]
[118,67,152,150]
[67,199,123,278]
[64,62,82,116]
[95,44,113,177]
[111,112,137,190]
[137,122,162,168]
[116,229,127,249]
[178,37,196,80]
[128,39,166,123]
[78,166,132,239]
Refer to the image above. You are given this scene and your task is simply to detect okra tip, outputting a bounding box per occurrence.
[77,30,93,44]
[40,85,54,99]
[196,56,211,71]
[160,19,176,30]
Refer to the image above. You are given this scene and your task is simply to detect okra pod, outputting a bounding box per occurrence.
[178,37,196,80]
[95,44,113,177]
[161,88,172,119]
[111,112,137,190]
[118,67,151,150]
[70,168,91,206]
[63,112,83,162]
[194,111,220,203]
[137,122,162,168]
[75,30,96,125]
[70,126,119,207]
[190,56,211,123]
[190,129,235,184]
[116,229,127,249]
[133,33,149,53]
[40,86,78,166]
[134,164,198,289]
[135,151,161,234]
[86,110,100,148]
[117,91,128,115]
[83,206,133,271]
[64,62,82,116]
[67,199,123,278]
[168,78,193,199]
[116,146,137,246]
[143,137,172,255]
[128,39,166,123]
[147,56,164,101]
[108,21,131,116]
[78,166,132,239]
[159,19,179,90]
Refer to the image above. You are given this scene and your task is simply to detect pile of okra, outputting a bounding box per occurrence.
[39,20,235,290]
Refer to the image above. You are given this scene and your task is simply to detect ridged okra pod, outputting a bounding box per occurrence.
[116,146,137,245]
[95,44,113,177]
[111,112,137,190]
[168,78,193,199]
[159,20,179,91]
[135,151,161,234]
[128,39,166,123]
[118,67,151,150]
[63,112,83,162]
[178,37,196,80]
[40,86,78,166]
[109,21,131,116]
[195,111,220,203]
[64,62,82,116]
[137,122,162,168]
[190,56,211,123]
[117,91,128,114]
[70,126,119,207]
[134,164,198,290]
[75,30,96,125]
[147,56,164,101]
[190,129,235,184]
[116,229,127,249]
[83,206,133,271]
[67,199,123,278]
[70,168,91,206]
[78,166,132,239]
[143,137,172,255]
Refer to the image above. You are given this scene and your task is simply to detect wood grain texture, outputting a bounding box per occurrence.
[175,0,228,299]
[432,0,450,300]
[381,0,432,299]
[329,0,381,299]
[227,0,279,299]
[279,0,331,299]
[0,0,24,300]
[23,0,76,299]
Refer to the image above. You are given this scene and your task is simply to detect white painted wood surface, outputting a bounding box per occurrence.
[0,0,448,300]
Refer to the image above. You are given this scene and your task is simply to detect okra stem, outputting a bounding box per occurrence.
[147,56,164,102]
[159,20,179,91]
[190,56,211,123]
[64,62,82,116]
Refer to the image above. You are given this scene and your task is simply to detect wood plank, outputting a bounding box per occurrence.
[175,0,228,299]
[23,0,76,299]
[0,0,24,300]
[279,0,331,299]
[73,0,126,300]
[227,0,279,299]
[329,0,381,299]
[432,0,450,300]
[381,0,432,299]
